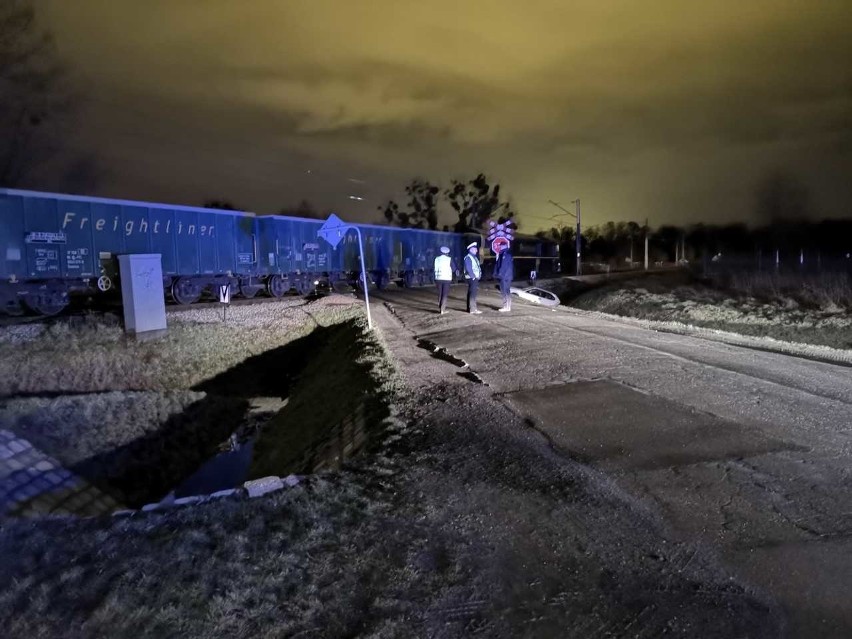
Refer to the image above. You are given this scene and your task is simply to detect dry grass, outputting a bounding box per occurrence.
[718,270,852,310]
[0,391,206,464]
[568,274,852,350]
[0,297,360,396]
[0,296,373,506]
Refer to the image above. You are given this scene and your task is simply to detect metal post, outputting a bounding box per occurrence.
[644,218,649,271]
[352,226,373,330]
[575,199,582,276]
[546,198,580,274]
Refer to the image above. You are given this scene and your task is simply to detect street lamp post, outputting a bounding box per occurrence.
[547,198,582,275]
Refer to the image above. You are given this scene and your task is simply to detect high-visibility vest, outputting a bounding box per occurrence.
[464,254,481,280]
[434,254,453,281]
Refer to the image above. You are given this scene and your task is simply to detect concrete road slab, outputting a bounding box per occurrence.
[505,380,801,471]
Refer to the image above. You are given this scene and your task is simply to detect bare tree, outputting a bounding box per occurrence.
[0,0,68,186]
[378,179,440,229]
[445,173,517,232]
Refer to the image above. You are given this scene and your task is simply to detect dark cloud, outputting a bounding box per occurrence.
[29,0,852,228]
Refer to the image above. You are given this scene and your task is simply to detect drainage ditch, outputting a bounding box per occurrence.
[0,319,395,517]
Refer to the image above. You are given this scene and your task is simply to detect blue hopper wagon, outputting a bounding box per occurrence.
[0,189,258,313]
[1,189,529,315]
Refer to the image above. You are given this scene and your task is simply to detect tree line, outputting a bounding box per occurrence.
[541,219,852,267]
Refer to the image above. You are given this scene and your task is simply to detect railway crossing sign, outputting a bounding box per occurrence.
[487,219,514,254]
[491,236,511,254]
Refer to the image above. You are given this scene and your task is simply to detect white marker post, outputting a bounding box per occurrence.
[218,283,231,322]
[317,213,373,330]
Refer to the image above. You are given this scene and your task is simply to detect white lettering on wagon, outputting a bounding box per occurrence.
[61,212,214,237]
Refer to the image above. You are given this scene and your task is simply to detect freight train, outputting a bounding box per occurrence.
[0,189,559,315]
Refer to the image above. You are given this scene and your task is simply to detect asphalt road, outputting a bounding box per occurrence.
[372,282,852,638]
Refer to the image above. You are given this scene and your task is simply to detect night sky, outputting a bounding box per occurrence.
[33,0,852,230]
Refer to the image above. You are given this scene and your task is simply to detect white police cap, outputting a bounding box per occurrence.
[440,246,450,254]
[466,242,478,250]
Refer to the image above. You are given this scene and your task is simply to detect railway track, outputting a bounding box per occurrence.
[0,285,366,326]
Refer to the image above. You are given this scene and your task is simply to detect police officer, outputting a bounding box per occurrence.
[433,246,453,314]
[464,242,482,314]
[494,243,514,311]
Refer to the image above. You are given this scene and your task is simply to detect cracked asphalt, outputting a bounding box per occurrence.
[371,281,852,638]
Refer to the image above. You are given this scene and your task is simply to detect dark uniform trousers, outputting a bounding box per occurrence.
[436,280,451,312]
[499,278,511,306]
[466,279,479,312]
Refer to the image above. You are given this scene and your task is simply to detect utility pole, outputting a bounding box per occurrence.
[644,218,649,271]
[574,199,582,275]
[547,198,582,276]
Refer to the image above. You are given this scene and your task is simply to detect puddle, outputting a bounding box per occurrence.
[164,397,288,499]
[170,438,255,498]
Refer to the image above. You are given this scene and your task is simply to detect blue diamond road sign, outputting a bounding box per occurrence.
[317,213,347,249]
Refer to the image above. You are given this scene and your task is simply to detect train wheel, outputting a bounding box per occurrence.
[97,275,112,292]
[171,277,202,305]
[403,272,416,288]
[23,287,69,316]
[266,274,289,298]
[239,279,259,299]
[295,279,315,296]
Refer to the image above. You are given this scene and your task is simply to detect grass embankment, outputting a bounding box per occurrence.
[567,272,852,349]
[249,317,400,478]
[0,391,244,507]
[0,298,375,507]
